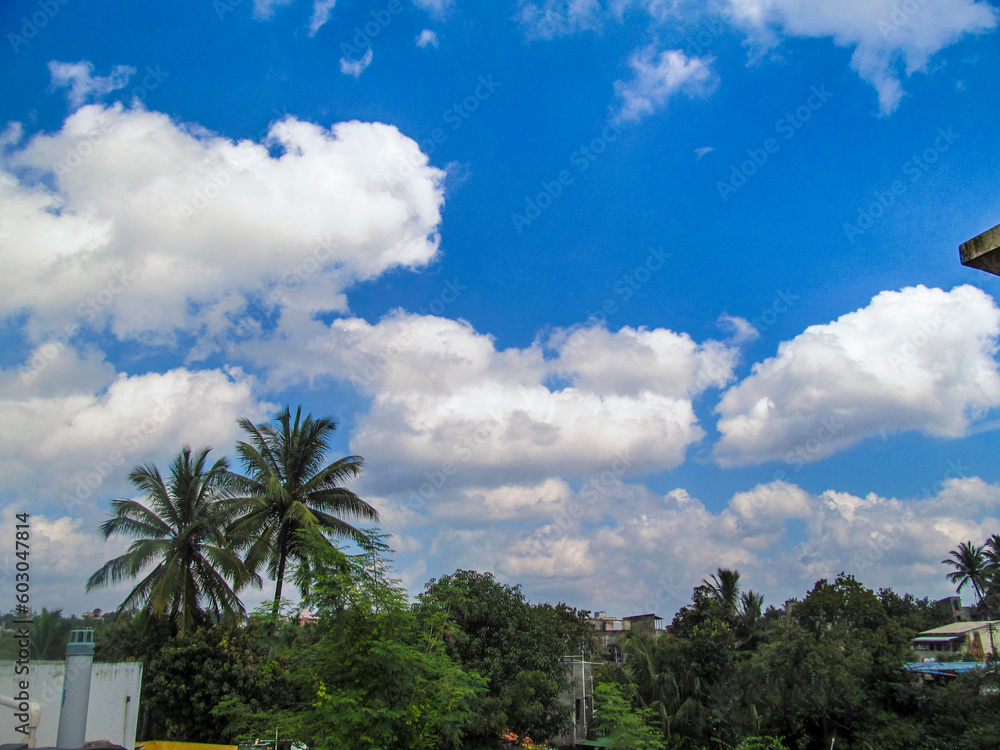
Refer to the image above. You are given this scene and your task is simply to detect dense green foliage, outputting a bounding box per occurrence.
[417,569,573,742]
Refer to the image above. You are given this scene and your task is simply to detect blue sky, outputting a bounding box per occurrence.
[3,0,1000,618]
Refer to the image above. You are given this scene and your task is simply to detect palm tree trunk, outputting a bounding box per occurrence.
[272,543,287,616]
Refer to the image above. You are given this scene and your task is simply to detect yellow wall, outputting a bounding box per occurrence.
[140,741,236,750]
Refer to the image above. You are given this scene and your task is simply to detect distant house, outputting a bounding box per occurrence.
[622,613,663,634]
[912,620,1000,661]
[936,595,977,622]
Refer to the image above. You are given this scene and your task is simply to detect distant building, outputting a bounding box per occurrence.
[912,620,1000,661]
[552,655,598,749]
[936,595,977,622]
[622,613,663,634]
[587,611,665,663]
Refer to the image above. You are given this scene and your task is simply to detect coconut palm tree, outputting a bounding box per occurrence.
[86,447,259,636]
[227,406,378,615]
[701,568,742,614]
[736,590,766,650]
[943,540,998,655]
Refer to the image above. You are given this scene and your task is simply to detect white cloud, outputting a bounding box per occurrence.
[392,475,1000,617]
[715,285,1000,467]
[309,0,337,35]
[0,508,132,614]
[0,349,275,510]
[48,61,135,109]
[240,312,738,490]
[413,0,453,14]
[554,324,738,397]
[1,104,444,345]
[717,313,759,345]
[340,48,374,77]
[416,29,440,48]
[252,0,294,19]
[725,0,998,114]
[517,0,606,39]
[613,46,716,122]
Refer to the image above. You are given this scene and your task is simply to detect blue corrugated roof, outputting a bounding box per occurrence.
[903,661,987,676]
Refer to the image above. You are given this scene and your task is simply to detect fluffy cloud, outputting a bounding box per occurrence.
[389,475,1000,617]
[613,46,716,122]
[48,61,135,109]
[1,104,444,345]
[714,285,1000,467]
[241,311,739,491]
[725,0,998,113]
[0,347,275,512]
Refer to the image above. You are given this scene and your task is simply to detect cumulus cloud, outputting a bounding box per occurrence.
[0,104,444,345]
[725,0,998,114]
[0,348,275,510]
[416,29,440,48]
[389,475,1000,617]
[340,48,373,77]
[49,61,135,109]
[613,46,716,122]
[715,285,1000,467]
[0,507,133,614]
[239,311,739,491]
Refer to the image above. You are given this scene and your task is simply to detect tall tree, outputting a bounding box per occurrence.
[87,447,258,636]
[228,406,378,614]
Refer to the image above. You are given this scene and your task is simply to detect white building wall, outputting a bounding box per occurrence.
[0,661,142,749]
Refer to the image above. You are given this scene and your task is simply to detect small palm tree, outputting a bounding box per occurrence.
[702,568,742,614]
[227,406,379,614]
[736,590,765,650]
[30,608,71,659]
[86,447,259,636]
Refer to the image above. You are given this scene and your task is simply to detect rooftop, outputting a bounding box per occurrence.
[916,621,1000,637]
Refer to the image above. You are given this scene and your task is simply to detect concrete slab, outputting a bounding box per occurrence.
[960,222,1000,276]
